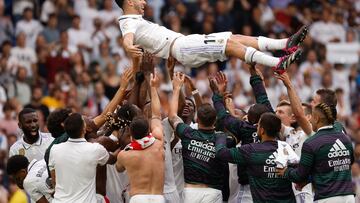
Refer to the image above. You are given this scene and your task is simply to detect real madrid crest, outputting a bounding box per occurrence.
[19,148,25,156]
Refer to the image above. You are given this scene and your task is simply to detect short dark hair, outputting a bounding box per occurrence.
[47,108,72,138]
[302,103,312,115]
[64,113,84,139]
[197,104,216,127]
[247,104,270,125]
[2,102,13,112]
[130,117,149,140]
[18,108,36,122]
[316,89,337,118]
[23,7,32,14]
[7,155,29,175]
[316,89,337,106]
[259,113,282,137]
[115,0,124,8]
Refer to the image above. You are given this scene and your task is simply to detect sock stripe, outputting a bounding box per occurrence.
[250,51,256,63]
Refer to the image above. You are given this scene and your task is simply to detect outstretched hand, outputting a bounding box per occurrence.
[215,71,228,94]
[166,56,176,76]
[127,45,143,59]
[209,77,219,94]
[150,70,160,88]
[275,72,291,87]
[120,67,134,86]
[172,72,185,90]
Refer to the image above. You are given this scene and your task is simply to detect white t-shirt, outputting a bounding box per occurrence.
[118,15,183,59]
[67,28,92,48]
[80,7,99,33]
[23,159,54,203]
[106,165,130,203]
[309,21,346,44]
[98,10,119,25]
[8,46,37,76]
[48,138,109,203]
[9,132,54,162]
[15,19,43,48]
[161,118,177,194]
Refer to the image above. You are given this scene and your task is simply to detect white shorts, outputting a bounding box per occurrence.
[164,190,181,203]
[236,184,253,203]
[316,195,354,203]
[183,187,222,203]
[172,32,232,68]
[129,195,165,203]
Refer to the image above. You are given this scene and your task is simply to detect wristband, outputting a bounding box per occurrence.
[109,134,119,142]
[192,89,199,95]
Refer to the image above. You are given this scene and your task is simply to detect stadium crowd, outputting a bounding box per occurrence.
[0,0,359,202]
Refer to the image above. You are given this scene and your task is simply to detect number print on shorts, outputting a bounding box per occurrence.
[204,35,216,44]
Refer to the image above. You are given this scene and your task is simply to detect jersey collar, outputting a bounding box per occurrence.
[317,125,333,132]
[68,138,87,143]
[27,159,39,172]
[118,14,142,21]
[21,132,43,150]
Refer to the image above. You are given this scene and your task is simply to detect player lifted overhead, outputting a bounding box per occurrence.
[115,0,307,74]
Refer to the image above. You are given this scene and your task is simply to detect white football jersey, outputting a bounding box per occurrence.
[23,159,54,203]
[118,15,183,59]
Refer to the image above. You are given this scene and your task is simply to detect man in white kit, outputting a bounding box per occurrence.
[49,113,118,203]
[7,155,53,203]
[9,108,53,162]
[115,0,307,74]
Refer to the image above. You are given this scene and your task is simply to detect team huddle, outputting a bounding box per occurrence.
[5,0,355,203]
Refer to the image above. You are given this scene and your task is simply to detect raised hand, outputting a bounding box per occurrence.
[150,70,160,88]
[215,71,227,94]
[275,72,291,87]
[184,75,196,91]
[166,56,176,78]
[209,77,219,94]
[120,67,134,86]
[127,44,143,59]
[172,72,185,90]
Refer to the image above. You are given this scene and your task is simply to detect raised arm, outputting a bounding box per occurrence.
[248,64,274,112]
[276,73,312,135]
[123,33,143,60]
[93,67,134,128]
[209,75,255,141]
[150,71,163,142]
[185,75,203,107]
[168,72,185,130]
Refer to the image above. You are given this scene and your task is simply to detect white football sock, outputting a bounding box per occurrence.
[245,47,280,67]
[258,36,288,51]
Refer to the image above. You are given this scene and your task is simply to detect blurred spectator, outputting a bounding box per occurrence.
[298,50,322,90]
[99,0,118,28]
[40,0,56,23]
[42,86,65,111]
[0,102,18,137]
[67,15,92,64]
[6,67,31,106]
[87,81,109,117]
[309,7,346,44]
[215,0,233,32]
[7,33,37,78]
[8,179,27,203]
[15,7,43,49]
[24,86,50,122]
[77,71,94,106]
[79,0,99,33]
[0,2,13,46]
[12,0,34,23]
[56,0,75,31]
[102,63,120,99]
[41,13,60,44]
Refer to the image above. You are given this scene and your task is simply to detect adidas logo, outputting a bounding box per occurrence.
[328,139,350,158]
[265,152,277,165]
